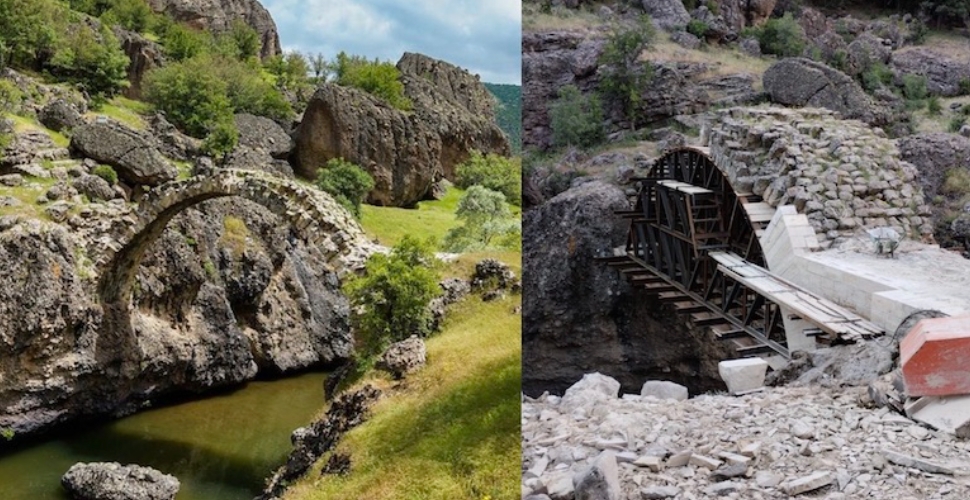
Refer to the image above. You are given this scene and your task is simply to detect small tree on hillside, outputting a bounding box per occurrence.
[344,236,442,359]
[549,85,604,149]
[598,15,655,120]
[315,158,375,218]
[443,186,519,252]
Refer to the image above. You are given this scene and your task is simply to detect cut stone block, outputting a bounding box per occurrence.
[641,380,689,401]
[782,471,833,495]
[900,316,970,397]
[906,394,970,439]
[689,453,722,470]
[718,358,769,395]
[633,455,663,472]
[666,450,692,467]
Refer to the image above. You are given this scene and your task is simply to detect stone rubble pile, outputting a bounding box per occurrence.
[523,373,970,500]
[705,106,933,245]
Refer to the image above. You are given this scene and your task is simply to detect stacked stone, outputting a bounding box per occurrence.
[705,106,933,244]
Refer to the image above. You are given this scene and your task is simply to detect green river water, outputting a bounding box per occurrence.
[0,371,328,500]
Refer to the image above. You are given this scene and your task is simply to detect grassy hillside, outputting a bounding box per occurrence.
[283,191,522,500]
[485,83,522,153]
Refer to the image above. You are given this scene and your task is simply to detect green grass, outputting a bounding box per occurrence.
[0,176,59,218]
[7,114,69,148]
[87,97,149,130]
[359,187,520,248]
[282,253,521,500]
[359,187,465,246]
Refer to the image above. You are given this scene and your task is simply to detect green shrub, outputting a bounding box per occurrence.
[442,186,519,252]
[455,150,521,206]
[549,85,605,149]
[0,79,22,113]
[93,164,118,185]
[903,74,928,101]
[226,19,260,61]
[161,23,211,62]
[315,158,376,218]
[757,13,806,57]
[334,52,411,111]
[829,49,848,72]
[927,95,942,115]
[144,57,234,137]
[599,15,655,117]
[861,62,894,93]
[949,115,966,132]
[202,117,238,160]
[265,51,310,91]
[686,19,708,38]
[344,236,442,358]
[47,23,130,97]
[959,78,970,96]
[100,0,154,33]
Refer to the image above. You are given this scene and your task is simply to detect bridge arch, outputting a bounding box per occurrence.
[95,169,370,312]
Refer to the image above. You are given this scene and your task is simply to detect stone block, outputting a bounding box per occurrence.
[689,453,722,470]
[900,316,970,397]
[781,471,833,495]
[718,358,769,395]
[573,451,620,500]
[906,394,970,439]
[640,380,688,401]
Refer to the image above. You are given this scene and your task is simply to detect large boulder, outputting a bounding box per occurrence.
[72,174,117,202]
[763,58,890,127]
[146,0,280,59]
[523,182,733,396]
[234,113,293,159]
[292,84,441,206]
[70,120,177,186]
[641,0,690,31]
[38,99,85,132]
[376,335,427,379]
[397,53,510,179]
[61,462,179,500]
[897,133,970,200]
[891,47,970,97]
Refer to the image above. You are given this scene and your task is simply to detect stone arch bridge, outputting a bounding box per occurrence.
[87,168,373,371]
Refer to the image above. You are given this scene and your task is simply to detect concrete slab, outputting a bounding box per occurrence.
[718,358,769,395]
[901,316,970,397]
[906,394,970,439]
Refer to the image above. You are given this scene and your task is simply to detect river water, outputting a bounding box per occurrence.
[0,371,328,500]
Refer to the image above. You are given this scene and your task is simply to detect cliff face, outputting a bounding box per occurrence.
[146,0,281,59]
[293,53,512,207]
[0,199,352,438]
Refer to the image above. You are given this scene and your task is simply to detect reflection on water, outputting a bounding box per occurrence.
[0,372,328,500]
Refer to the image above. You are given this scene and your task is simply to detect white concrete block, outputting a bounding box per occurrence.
[640,380,688,401]
[907,394,970,439]
[718,358,769,395]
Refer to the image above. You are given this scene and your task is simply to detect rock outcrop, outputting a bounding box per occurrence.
[70,120,177,186]
[38,99,85,132]
[293,53,510,206]
[523,181,733,396]
[234,113,293,159]
[763,58,892,128]
[897,132,970,249]
[114,28,165,100]
[146,0,281,59]
[641,0,689,31]
[260,385,382,500]
[61,462,179,500]
[292,84,441,206]
[891,47,970,98]
[376,336,427,379]
[397,52,510,179]
[522,31,604,149]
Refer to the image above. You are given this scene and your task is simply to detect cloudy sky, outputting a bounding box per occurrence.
[262,0,522,85]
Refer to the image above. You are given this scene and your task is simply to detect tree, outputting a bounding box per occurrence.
[227,19,260,60]
[315,158,375,218]
[202,117,239,161]
[756,13,806,57]
[443,186,520,252]
[334,51,412,110]
[549,85,605,149]
[455,150,522,205]
[599,15,655,119]
[309,52,330,81]
[143,56,234,137]
[343,236,442,359]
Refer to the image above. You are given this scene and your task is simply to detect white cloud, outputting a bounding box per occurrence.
[263,0,521,84]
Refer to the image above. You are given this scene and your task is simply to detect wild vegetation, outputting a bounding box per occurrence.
[315,158,375,218]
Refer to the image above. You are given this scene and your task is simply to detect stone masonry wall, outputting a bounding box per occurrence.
[704,106,933,244]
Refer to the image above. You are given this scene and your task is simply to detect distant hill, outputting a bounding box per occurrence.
[485,83,522,154]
